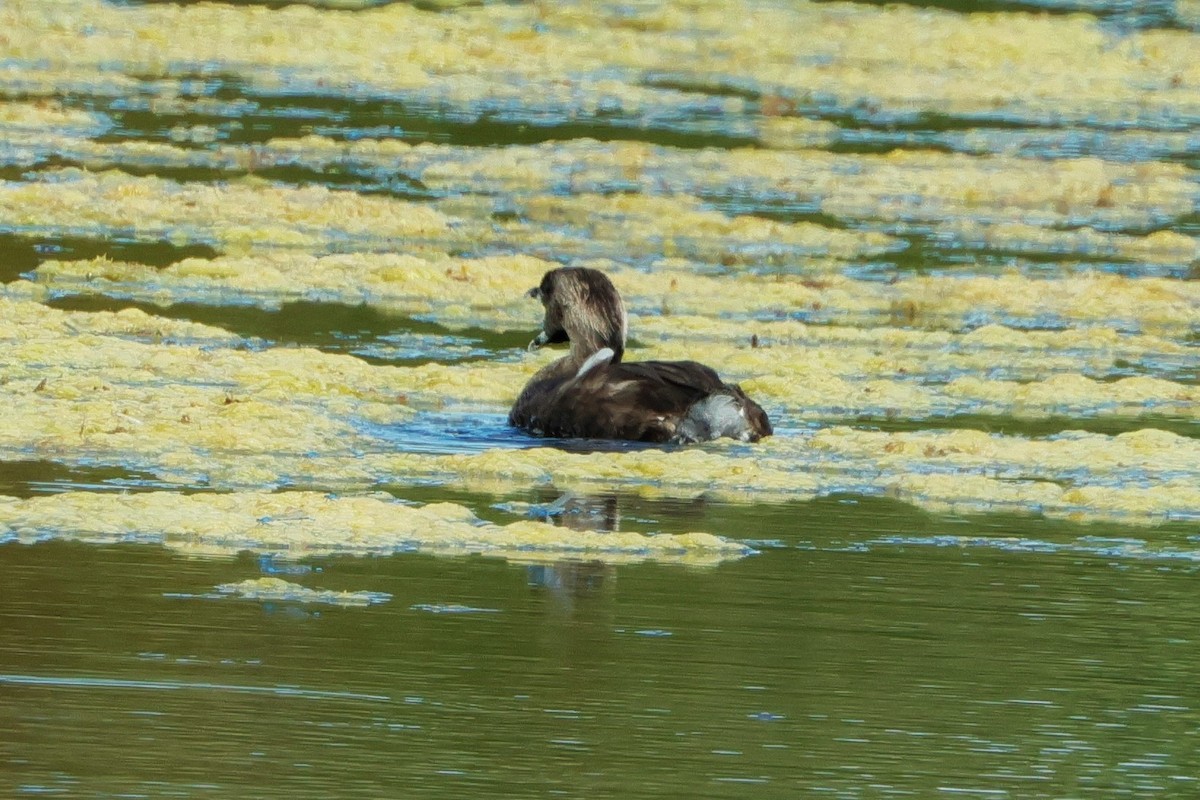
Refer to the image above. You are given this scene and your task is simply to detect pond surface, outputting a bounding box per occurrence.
[6,499,1200,798]
[2,0,1199,796]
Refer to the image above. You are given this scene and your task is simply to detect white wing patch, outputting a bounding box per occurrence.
[574,347,615,380]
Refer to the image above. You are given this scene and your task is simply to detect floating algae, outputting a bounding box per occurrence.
[3,133,1193,253]
[7,279,1196,427]
[3,0,1198,126]
[0,296,418,486]
[5,5,1200,795]
[0,0,1197,538]
[27,250,1200,335]
[1,290,1198,525]
[0,169,451,252]
[366,432,1200,525]
[2,0,1197,280]
[212,577,393,607]
[0,490,750,565]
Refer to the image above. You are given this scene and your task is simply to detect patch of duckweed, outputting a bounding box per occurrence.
[26,252,1200,335]
[0,169,452,252]
[7,0,1196,128]
[2,136,1193,270]
[0,0,1196,542]
[0,490,751,564]
[2,291,1198,525]
[212,577,393,607]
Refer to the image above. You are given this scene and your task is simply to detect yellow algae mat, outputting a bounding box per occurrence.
[0,0,1198,554]
[1,294,1197,527]
[212,577,395,608]
[0,490,747,565]
[3,0,1198,123]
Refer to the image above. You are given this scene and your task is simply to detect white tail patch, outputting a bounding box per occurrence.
[673,393,753,444]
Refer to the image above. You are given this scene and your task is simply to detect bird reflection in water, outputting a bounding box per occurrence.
[524,493,621,608]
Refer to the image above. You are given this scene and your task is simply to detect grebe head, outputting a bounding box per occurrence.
[526,267,627,363]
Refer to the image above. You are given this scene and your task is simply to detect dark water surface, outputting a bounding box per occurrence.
[5,502,1200,798]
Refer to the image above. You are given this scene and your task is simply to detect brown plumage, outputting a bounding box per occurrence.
[508,267,772,444]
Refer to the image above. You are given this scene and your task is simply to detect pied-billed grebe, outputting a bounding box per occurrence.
[509,267,772,444]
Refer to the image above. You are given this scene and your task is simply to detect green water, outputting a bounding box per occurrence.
[6,499,1200,798]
